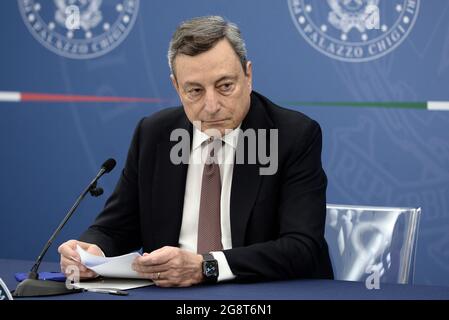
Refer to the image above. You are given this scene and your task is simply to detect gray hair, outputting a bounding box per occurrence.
[168,16,248,76]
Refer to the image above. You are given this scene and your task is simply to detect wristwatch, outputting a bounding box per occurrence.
[201,253,219,283]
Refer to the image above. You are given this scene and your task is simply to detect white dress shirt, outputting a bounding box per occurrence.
[178,125,241,282]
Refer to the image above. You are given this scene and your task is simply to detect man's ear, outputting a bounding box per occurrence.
[170,74,179,94]
[246,61,253,91]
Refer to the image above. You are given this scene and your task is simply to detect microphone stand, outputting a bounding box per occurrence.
[13,163,113,297]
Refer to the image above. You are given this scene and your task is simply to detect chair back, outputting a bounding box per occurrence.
[325,204,421,284]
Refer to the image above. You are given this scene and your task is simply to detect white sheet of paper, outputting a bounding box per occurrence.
[73,278,153,291]
[76,245,144,279]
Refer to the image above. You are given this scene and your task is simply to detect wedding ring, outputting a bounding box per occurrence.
[156,272,161,280]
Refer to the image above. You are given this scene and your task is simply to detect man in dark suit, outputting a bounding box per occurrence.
[59,16,333,287]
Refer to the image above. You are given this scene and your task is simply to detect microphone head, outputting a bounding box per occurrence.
[102,158,116,173]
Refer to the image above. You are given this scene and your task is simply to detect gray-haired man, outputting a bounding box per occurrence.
[59,16,333,287]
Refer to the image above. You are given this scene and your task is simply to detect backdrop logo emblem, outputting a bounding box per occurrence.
[287,0,420,62]
[18,0,140,59]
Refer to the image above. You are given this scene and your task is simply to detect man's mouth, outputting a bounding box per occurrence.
[204,119,228,124]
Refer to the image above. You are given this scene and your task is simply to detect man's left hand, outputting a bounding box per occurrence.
[132,246,204,287]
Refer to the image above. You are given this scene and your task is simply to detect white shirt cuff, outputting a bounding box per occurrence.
[211,251,236,282]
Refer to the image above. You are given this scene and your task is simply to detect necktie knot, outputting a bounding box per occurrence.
[204,137,222,165]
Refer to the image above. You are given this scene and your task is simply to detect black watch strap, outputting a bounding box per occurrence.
[201,253,219,283]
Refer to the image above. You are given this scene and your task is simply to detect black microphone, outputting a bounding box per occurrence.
[13,158,116,297]
[89,159,116,197]
[101,158,116,173]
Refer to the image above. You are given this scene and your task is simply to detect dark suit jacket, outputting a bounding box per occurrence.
[80,91,334,281]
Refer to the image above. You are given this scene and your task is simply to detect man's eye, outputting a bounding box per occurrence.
[187,88,202,97]
[219,83,234,92]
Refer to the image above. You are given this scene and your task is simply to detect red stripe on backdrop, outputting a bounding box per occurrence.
[20,92,164,103]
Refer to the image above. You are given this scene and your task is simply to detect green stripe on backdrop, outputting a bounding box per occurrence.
[281,101,427,110]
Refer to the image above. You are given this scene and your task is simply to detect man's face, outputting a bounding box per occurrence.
[171,39,252,136]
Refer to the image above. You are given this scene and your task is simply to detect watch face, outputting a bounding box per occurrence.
[204,261,218,277]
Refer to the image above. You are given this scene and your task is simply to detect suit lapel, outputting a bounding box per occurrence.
[152,115,192,248]
[230,92,274,247]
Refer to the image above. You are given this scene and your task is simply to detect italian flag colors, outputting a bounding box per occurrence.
[1,91,448,111]
[0,91,162,104]
[283,100,449,111]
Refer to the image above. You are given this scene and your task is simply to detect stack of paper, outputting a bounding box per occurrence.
[76,245,144,279]
[75,246,153,290]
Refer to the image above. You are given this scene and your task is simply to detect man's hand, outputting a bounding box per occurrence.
[58,240,104,279]
[132,246,204,287]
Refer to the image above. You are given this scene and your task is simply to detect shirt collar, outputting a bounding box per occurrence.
[192,124,241,151]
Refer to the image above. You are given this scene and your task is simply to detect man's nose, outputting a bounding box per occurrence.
[203,90,220,114]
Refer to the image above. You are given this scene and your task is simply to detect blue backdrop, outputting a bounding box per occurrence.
[1,0,448,287]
